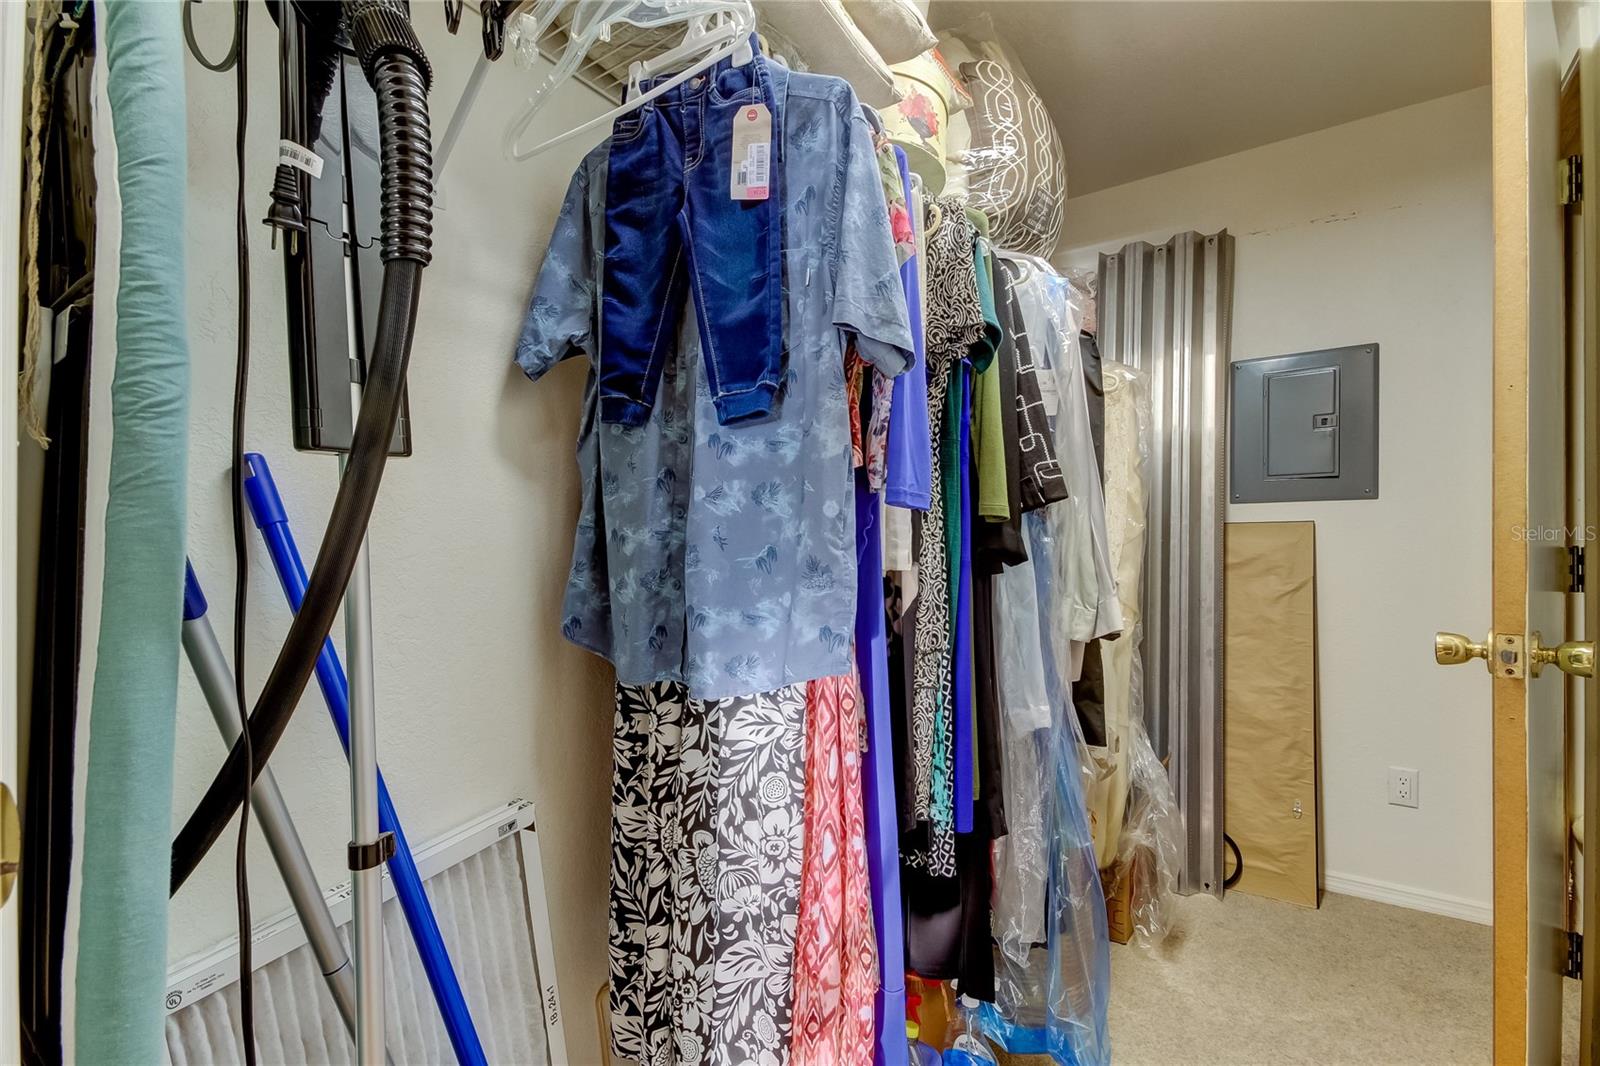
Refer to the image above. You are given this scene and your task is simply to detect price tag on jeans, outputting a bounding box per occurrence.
[730,103,771,201]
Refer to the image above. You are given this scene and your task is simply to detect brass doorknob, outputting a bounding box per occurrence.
[0,783,16,909]
[1530,635,1597,678]
[1436,631,1492,671]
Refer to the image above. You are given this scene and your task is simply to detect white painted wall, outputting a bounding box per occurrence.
[72,5,617,1059]
[1056,87,1496,919]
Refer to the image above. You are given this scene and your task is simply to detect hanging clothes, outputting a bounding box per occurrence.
[952,376,977,836]
[971,562,1009,840]
[1080,331,1107,482]
[854,123,923,1066]
[515,63,914,703]
[970,253,1026,844]
[994,259,1068,516]
[520,60,916,1066]
[978,259,1113,1066]
[792,670,878,1066]
[974,262,1030,568]
[903,195,984,878]
[884,148,931,518]
[883,164,932,575]
[854,473,909,1066]
[1083,362,1150,868]
[1071,329,1112,756]
[999,256,1122,666]
[951,207,1001,839]
[607,681,808,1066]
[990,554,1052,958]
[599,48,787,428]
[864,109,914,494]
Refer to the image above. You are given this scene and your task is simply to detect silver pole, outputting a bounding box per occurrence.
[343,245,386,1066]
[181,613,376,1052]
[433,52,490,184]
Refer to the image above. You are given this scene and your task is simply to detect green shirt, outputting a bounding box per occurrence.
[965,208,1008,521]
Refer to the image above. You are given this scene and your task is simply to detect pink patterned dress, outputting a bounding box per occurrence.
[790,670,879,1064]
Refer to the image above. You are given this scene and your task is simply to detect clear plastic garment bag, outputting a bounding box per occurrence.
[980,261,1112,1066]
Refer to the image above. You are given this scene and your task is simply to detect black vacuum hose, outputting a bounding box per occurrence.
[171,0,433,894]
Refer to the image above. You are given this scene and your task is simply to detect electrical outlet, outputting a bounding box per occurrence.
[1389,767,1420,808]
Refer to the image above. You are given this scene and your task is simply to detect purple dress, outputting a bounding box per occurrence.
[855,478,909,1066]
[885,146,931,511]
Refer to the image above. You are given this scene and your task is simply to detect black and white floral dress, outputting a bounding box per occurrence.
[608,681,807,1066]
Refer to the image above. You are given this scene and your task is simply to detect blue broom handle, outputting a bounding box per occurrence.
[242,452,488,1066]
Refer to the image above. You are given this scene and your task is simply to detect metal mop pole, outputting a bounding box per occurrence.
[180,562,395,1063]
[342,248,387,1066]
[243,450,488,1066]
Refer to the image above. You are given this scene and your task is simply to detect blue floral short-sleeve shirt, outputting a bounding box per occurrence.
[515,64,913,699]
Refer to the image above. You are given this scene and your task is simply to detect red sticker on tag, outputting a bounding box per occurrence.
[731,103,772,201]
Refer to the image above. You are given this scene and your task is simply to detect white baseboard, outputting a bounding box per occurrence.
[1322,871,1493,925]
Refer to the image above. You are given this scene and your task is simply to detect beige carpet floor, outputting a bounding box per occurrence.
[1107,890,1577,1065]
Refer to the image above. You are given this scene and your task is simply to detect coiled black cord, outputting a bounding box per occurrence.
[171,0,432,893]
[182,0,239,72]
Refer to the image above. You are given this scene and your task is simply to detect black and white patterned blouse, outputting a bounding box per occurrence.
[999,258,1069,513]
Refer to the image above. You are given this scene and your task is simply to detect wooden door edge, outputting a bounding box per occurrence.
[1578,6,1600,1065]
[1492,2,1535,1062]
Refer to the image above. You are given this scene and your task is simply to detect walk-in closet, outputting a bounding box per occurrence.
[6,1,1599,1064]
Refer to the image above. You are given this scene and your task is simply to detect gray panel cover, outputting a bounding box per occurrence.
[1231,344,1379,503]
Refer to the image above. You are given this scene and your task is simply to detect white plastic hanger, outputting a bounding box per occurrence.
[502,0,758,162]
[998,249,1062,279]
[434,0,758,181]
[626,8,751,95]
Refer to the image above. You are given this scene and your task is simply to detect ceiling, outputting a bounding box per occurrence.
[927,1,1491,196]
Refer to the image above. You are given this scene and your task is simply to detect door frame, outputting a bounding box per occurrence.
[1580,2,1600,1061]
[1492,2,1573,1060]
[1490,6,1533,1047]
[1,2,26,1062]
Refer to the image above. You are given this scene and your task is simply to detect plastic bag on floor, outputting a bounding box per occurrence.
[944,997,999,1065]
[980,711,1109,1066]
[1103,670,1183,949]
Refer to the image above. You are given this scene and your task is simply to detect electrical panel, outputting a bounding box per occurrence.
[1229,344,1378,503]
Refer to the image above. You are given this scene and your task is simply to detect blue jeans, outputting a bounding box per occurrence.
[600,48,784,427]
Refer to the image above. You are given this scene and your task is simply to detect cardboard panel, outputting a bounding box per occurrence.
[1224,521,1320,907]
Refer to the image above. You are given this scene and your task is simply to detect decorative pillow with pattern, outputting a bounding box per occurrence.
[956,58,1067,257]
